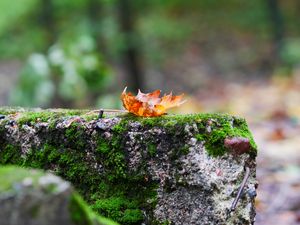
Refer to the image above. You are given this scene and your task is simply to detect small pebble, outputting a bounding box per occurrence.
[8,120,16,126]
[247,188,257,199]
[22,177,33,187]
[96,121,110,131]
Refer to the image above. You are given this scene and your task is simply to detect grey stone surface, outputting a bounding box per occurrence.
[0,108,257,225]
[0,173,72,225]
[0,166,118,225]
[127,124,257,225]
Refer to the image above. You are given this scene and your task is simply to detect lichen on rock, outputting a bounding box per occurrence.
[0,108,257,225]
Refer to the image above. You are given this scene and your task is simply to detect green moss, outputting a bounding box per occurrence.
[119,113,257,157]
[118,113,200,127]
[69,193,119,225]
[92,197,143,224]
[96,137,110,154]
[92,118,159,224]
[70,193,94,225]
[147,143,157,157]
[15,109,97,126]
[17,111,55,125]
[22,142,92,197]
[111,120,128,133]
[0,165,43,192]
[95,131,127,182]
[0,106,26,115]
[194,115,257,157]
[65,123,86,149]
[0,144,22,164]
[80,113,99,122]
[90,180,158,225]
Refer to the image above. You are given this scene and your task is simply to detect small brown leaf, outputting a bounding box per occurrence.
[268,127,286,141]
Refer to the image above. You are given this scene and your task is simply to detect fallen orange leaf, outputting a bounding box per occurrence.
[121,87,186,117]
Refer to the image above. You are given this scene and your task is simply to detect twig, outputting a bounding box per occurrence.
[85,108,127,116]
[86,109,127,114]
[98,109,104,119]
[230,166,250,212]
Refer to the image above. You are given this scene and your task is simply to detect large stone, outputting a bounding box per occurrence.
[0,108,257,225]
[0,165,118,225]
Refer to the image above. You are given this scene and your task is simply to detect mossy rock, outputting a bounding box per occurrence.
[0,165,118,225]
[0,108,257,225]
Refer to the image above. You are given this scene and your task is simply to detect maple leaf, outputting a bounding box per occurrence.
[121,87,186,117]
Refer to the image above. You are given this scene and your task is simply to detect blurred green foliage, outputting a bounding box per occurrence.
[0,0,36,34]
[0,0,275,60]
[10,35,112,107]
[1,0,300,108]
[281,39,300,66]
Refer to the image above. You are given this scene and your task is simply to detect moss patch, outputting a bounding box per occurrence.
[69,193,119,225]
[91,119,159,224]
[16,109,98,126]
[195,115,257,157]
[91,196,143,224]
[0,107,100,128]
[119,113,257,157]
[147,143,157,157]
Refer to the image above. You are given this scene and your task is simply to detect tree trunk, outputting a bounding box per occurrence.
[40,0,56,48]
[266,0,285,64]
[87,0,106,54]
[117,0,144,91]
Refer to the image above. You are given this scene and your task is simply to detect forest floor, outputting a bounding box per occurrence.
[175,75,300,225]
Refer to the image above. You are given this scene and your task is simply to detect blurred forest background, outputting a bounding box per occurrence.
[1,0,300,224]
